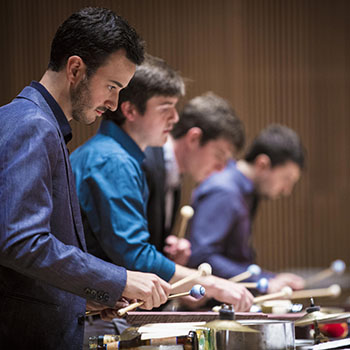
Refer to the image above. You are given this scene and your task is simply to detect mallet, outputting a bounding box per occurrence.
[304,260,346,287]
[239,277,269,293]
[177,205,194,239]
[229,264,261,282]
[291,284,341,300]
[171,262,212,290]
[253,286,293,304]
[116,284,205,317]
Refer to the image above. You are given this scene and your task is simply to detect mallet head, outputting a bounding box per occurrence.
[248,264,261,276]
[190,284,206,299]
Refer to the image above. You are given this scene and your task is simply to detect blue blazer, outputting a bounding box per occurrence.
[0,86,127,349]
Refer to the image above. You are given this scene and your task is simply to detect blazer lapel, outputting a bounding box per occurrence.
[17,87,87,251]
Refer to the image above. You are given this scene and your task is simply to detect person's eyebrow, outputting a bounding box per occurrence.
[159,102,175,105]
[110,80,124,88]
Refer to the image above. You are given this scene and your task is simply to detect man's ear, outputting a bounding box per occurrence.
[66,56,86,85]
[254,154,272,171]
[120,101,138,122]
[185,127,202,149]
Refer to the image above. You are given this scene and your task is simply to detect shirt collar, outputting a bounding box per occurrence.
[98,119,145,164]
[163,137,181,189]
[30,81,72,144]
[230,160,255,195]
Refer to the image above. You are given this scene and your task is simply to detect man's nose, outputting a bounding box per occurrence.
[106,93,119,112]
[172,109,179,123]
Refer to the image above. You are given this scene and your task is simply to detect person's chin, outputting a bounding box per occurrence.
[195,174,206,183]
[150,138,167,148]
[83,114,97,125]
[162,134,169,144]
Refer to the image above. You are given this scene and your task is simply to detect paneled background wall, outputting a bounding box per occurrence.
[1,0,349,274]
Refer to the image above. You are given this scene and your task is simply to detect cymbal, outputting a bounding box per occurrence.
[320,306,345,314]
[205,320,259,333]
[295,311,350,327]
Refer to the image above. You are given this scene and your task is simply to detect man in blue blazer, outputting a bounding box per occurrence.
[0,8,170,349]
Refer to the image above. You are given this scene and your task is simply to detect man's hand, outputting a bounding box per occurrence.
[201,275,254,311]
[267,273,305,293]
[163,235,191,265]
[123,271,171,310]
[86,298,134,321]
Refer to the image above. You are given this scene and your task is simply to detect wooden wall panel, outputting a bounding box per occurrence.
[1,0,349,274]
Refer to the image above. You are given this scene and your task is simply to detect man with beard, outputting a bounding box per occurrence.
[71,55,254,326]
[0,8,171,350]
[187,124,306,293]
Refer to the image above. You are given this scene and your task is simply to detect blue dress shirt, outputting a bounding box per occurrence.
[70,120,175,281]
[188,160,274,281]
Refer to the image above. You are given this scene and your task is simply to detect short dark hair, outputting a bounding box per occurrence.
[48,7,145,76]
[104,54,185,125]
[245,124,305,169]
[171,92,245,151]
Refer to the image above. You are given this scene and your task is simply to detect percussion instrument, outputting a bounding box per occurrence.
[214,319,295,350]
[295,310,350,327]
[89,307,350,350]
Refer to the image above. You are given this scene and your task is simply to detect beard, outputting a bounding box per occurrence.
[70,77,95,125]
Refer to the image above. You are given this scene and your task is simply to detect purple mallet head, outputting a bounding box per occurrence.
[256,278,269,293]
[190,284,206,299]
[248,264,261,276]
[331,260,346,274]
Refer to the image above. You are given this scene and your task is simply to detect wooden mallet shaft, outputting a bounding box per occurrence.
[304,260,346,287]
[229,264,261,283]
[291,284,341,300]
[85,292,196,317]
[85,310,101,317]
[241,282,258,288]
[177,206,194,239]
[230,271,251,283]
[116,301,144,317]
[171,262,212,290]
[116,284,205,317]
[304,269,333,286]
[253,286,293,304]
